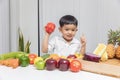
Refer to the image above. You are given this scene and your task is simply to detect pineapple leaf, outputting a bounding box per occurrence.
[18,28,24,52]
[108,28,120,45]
[24,40,31,53]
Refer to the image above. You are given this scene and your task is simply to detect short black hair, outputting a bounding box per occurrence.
[59,15,78,27]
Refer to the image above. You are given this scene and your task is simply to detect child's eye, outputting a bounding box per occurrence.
[72,29,75,31]
[65,29,69,31]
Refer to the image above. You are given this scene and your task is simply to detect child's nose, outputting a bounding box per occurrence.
[68,30,72,34]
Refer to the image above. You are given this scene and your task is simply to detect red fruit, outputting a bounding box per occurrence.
[46,58,57,70]
[58,59,70,71]
[67,54,77,59]
[28,54,37,64]
[70,59,82,72]
[45,22,56,34]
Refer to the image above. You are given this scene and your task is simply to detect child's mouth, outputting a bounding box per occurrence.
[67,35,73,38]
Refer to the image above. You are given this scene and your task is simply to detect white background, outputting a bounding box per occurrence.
[1,0,120,55]
[0,0,9,53]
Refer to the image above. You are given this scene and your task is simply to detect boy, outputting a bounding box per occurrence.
[42,15,86,56]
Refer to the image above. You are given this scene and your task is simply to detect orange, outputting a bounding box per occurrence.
[49,54,60,61]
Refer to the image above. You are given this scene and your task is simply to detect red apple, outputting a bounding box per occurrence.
[58,59,70,71]
[67,54,77,59]
[45,58,57,70]
[45,22,56,34]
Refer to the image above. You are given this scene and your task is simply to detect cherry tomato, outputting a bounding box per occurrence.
[70,59,82,72]
[45,22,56,34]
[28,54,37,64]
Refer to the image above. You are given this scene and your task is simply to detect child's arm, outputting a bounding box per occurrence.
[42,32,50,53]
[80,34,86,54]
[42,22,56,53]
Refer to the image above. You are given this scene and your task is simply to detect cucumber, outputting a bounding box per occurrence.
[0,52,27,60]
[41,54,50,60]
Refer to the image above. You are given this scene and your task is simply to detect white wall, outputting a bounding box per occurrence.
[0,0,9,53]
[10,0,120,54]
[10,0,38,54]
[79,0,99,52]
[80,0,120,52]
[19,0,38,53]
[10,0,19,52]
[97,0,120,44]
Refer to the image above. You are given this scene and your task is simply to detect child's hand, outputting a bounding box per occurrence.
[45,22,56,34]
[80,34,86,47]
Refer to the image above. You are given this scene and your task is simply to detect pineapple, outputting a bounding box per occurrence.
[106,29,116,59]
[115,46,120,59]
[106,44,115,58]
[115,32,120,59]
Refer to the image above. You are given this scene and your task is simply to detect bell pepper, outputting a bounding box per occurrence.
[19,55,29,67]
[28,53,37,64]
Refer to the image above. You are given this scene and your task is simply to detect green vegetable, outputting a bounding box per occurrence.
[15,52,28,58]
[41,54,50,60]
[0,52,27,60]
[19,55,29,67]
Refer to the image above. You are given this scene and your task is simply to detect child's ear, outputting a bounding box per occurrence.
[76,28,78,31]
[59,27,62,31]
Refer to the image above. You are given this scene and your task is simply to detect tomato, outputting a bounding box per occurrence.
[70,59,82,72]
[45,22,56,34]
[28,53,37,64]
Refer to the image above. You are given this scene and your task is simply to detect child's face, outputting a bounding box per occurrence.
[59,24,78,42]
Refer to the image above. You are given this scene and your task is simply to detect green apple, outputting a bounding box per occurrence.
[34,57,43,64]
[34,60,45,70]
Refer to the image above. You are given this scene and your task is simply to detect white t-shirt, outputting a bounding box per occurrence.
[48,36,80,56]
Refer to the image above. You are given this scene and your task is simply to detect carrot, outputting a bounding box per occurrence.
[3,59,9,66]
[0,60,3,65]
[0,59,19,68]
[11,59,19,68]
